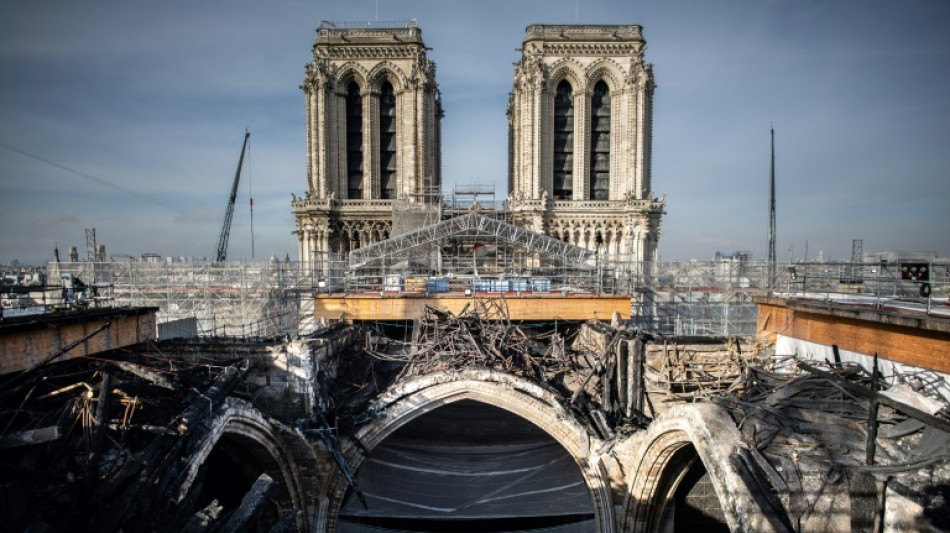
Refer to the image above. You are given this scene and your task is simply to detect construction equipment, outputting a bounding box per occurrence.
[215,130,250,262]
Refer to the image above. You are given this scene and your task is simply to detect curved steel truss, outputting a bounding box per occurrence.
[347,212,595,269]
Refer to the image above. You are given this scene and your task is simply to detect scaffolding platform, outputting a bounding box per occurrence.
[313,293,631,322]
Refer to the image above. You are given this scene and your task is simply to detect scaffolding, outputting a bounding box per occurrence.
[349,212,594,270]
[391,182,442,238]
[50,260,316,338]
[35,254,948,340]
[446,183,502,213]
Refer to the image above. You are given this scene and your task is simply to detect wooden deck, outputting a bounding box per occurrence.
[314,293,631,322]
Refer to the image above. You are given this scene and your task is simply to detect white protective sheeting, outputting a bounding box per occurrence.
[337,518,596,533]
[340,441,592,520]
[776,334,950,403]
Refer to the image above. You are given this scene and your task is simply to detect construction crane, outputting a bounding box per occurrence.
[215,129,250,262]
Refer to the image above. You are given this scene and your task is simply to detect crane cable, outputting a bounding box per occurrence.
[248,132,254,259]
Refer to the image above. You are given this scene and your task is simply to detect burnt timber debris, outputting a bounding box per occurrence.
[0,344,275,532]
[0,301,948,531]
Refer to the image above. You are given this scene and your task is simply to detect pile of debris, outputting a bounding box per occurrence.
[0,344,293,532]
[6,299,946,531]
[711,360,950,530]
[642,335,774,413]
[344,301,646,437]
[312,300,777,443]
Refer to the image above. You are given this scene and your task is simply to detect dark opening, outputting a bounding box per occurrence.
[338,400,595,532]
[195,433,284,530]
[379,81,397,200]
[659,448,729,533]
[589,80,610,201]
[346,82,364,199]
[552,80,574,200]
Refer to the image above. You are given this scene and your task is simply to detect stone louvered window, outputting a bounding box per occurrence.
[379,82,397,200]
[589,80,610,200]
[553,80,574,200]
[345,82,363,199]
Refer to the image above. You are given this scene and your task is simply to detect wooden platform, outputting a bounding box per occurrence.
[314,293,631,322]
[756,297,950,373]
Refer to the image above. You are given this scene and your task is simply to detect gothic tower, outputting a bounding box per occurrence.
[293,21,442,264]
[507,25,664,262]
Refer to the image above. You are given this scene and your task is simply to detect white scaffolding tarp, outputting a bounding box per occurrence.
[339,441,592,521]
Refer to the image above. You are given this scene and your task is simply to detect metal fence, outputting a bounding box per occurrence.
[49,260,314,338]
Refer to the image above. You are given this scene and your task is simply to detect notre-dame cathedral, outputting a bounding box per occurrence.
[293,22,664,265]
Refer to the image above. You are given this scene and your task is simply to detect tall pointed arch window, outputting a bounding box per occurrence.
[345,82,363,199]
[553,80,574,200]
[379,81,397,200]
[589,80,610,200]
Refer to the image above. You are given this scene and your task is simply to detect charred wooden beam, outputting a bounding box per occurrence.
[866,353,880,466]
[798,362,950,434]
[85,372,112,499]
[110,361,177,390]
[211,473,276,533]
[730,447,795,533]
[0,425,61,448]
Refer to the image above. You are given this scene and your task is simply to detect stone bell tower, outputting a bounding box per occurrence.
[293,21,442,264]
[507,24,664,262]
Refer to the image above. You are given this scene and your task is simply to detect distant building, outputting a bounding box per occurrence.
[864,250,940,264]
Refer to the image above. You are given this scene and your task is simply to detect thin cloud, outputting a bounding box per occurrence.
[174,208,222,226]
[1,0,948,263]
[0,141,180,214]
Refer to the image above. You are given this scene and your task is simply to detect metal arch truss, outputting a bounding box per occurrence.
[348,212,596,269]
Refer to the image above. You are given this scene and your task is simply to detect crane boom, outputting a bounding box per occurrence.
[215,130,250,262]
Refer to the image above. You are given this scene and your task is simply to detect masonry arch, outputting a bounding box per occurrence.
[320,369,615,532]
[334,63,369,94]
[622,404,782,533]
[178,398,309,531]
[548,58,585,93]
[367,62,408,92]
[586,58,625,92]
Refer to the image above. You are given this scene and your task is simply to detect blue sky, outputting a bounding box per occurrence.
[1,0,948,264]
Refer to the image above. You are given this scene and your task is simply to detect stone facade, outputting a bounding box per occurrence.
[293,22,665,265]
[507,25,665,262]
[292,22,442,265]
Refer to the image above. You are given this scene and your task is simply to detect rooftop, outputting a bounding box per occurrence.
[756,293,950,334]
[524,24,644,43]
[315,20,424,46]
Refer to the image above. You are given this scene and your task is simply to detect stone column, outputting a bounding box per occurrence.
[315,80,326,196]
[573,90,589,201]
[512,85,525,197]
[364,88,379,200]
[406,84,420,197]
[609,90,624,200]
[333,89,346,199]
[409,84,421,198]
[303,79,315,193]
[530,81,544,198]
[634,67,655,200]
